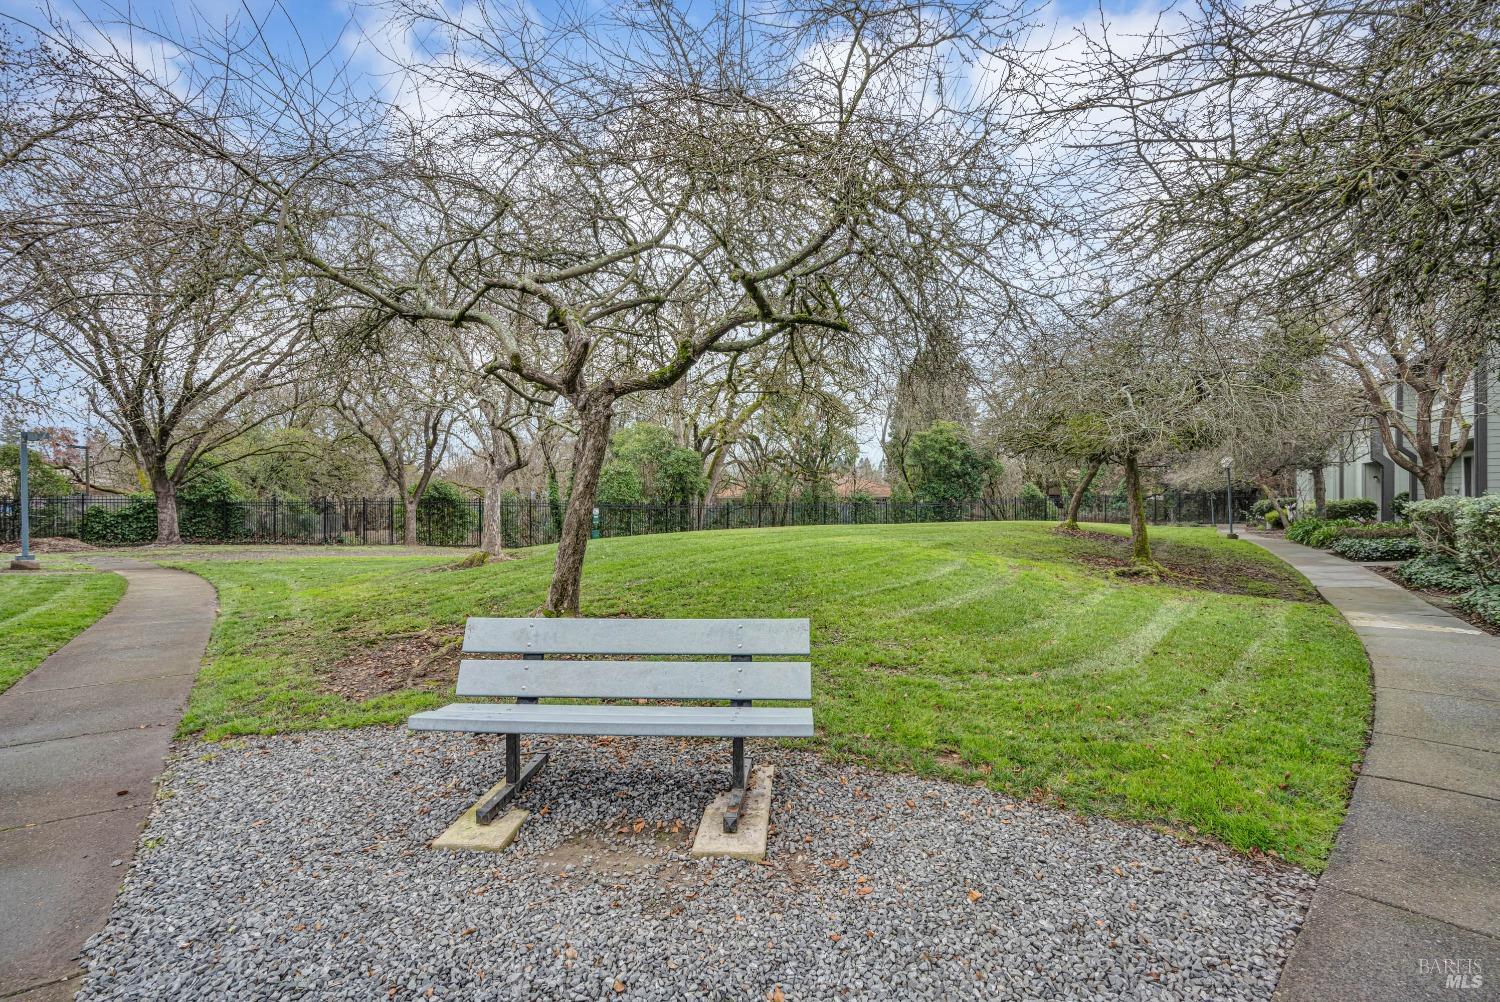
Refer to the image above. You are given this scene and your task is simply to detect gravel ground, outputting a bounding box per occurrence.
[78,728,1314,1001]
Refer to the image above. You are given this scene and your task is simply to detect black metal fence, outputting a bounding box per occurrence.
[2,489,1258,549]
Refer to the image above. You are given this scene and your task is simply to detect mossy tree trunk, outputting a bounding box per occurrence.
[1123,455,1156,569]
[1059,459,1102,530]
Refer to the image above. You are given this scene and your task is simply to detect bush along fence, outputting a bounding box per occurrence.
[0,488,1256,549]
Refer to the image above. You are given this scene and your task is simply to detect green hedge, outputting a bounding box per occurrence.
[79,495,158,545]
[1330,535,1422,561]
[1324,498,1378,521]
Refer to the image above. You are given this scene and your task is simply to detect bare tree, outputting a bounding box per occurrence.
[64,0,1052,610]
[996,299,1236,571]
[331,321,460,546]
[2,116,315,542]
[1064,0,1500,502]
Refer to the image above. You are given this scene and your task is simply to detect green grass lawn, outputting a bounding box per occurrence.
[0,566,128,693]
[160,521,1370,870]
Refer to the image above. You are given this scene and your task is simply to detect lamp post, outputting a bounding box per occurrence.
[11,430,51,570]
[1220,455,1237,539]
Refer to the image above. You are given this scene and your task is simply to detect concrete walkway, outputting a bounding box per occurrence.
[1242,535,1499,1001]
[0,558,215,1001]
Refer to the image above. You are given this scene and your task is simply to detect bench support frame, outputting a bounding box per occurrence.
[723,653,754,833]
[476,656,550,826]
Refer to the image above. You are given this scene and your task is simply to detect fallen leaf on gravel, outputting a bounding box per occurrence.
[769,988,785,1002]
[823,858,848,870]
[632,819,646,833]
[460,928,476,937]
[856,887,874,897]
[614,978,626,992]
[828,933,842,942]
[967,889,983,903]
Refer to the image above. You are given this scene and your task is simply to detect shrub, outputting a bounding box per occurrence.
[1397,553,1478,592]
[1392,491,1411,521]
[1330,535,1422,561]
[79,494,158,545]
[1287,517,1359,548]
[1405,495,1464,556]
[1454,493,1500,583]
[847,489,879,524]
[178,470,251,541]
[1324,498,1378,522]
[1456,585,1500,629]
[908,421,996,503]
[413,480,479,546]
[596,461,644,505]
[1285,517,1325,545]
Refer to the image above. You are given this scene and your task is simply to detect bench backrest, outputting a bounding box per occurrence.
[456,617,812,702]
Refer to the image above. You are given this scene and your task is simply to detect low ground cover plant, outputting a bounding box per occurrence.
[1397,553,1477,592]
[1330,535,1422,561]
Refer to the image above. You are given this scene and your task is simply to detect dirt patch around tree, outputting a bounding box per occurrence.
[1056,527,1317,602]
[321,629,465,700]
[1,537,99,554]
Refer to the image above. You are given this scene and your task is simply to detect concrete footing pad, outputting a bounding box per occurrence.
[691,764,774,862]
[431,782,529,852]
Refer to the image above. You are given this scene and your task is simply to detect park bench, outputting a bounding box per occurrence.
[407,617,813,833]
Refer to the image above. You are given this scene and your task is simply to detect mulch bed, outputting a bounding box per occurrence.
[0,537,98,554]
[1057,528,1316,602]
[321,629,465,700]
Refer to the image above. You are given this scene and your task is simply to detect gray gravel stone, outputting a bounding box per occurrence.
[76,728,1313,1000]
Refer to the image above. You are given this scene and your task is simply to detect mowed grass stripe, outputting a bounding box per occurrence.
[0,571,128,694]
[163,521,1368,869]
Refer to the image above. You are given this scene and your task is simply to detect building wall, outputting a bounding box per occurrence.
[1292,356,1492,514]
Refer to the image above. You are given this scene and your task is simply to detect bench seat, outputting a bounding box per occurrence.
[408,702,814,738]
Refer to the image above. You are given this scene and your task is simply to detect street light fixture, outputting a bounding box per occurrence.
[1220,456,1237,539]
[10,430,52,570]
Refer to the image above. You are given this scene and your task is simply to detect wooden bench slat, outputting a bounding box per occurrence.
[456,659,812,700]
[408,703,815,738]
[462,617,810,656]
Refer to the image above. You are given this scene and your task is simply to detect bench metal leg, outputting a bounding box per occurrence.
[476,732,549,825]
[723,736,752,834]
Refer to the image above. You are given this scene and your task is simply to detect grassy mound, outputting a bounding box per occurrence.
[164,521,1369,869]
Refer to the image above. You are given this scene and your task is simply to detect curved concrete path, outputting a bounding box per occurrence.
[1242,535,1499,1001]
[0,558,215,1001]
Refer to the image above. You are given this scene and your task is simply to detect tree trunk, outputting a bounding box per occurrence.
[149,467,182,545]
[1059,460,1102,530]
[1122,455,1156,570]
[481,477,505,556]
[547,392,616,615]
[1421,469,1447,502]
[1310,464,1327,518]
[403,501,419,547]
